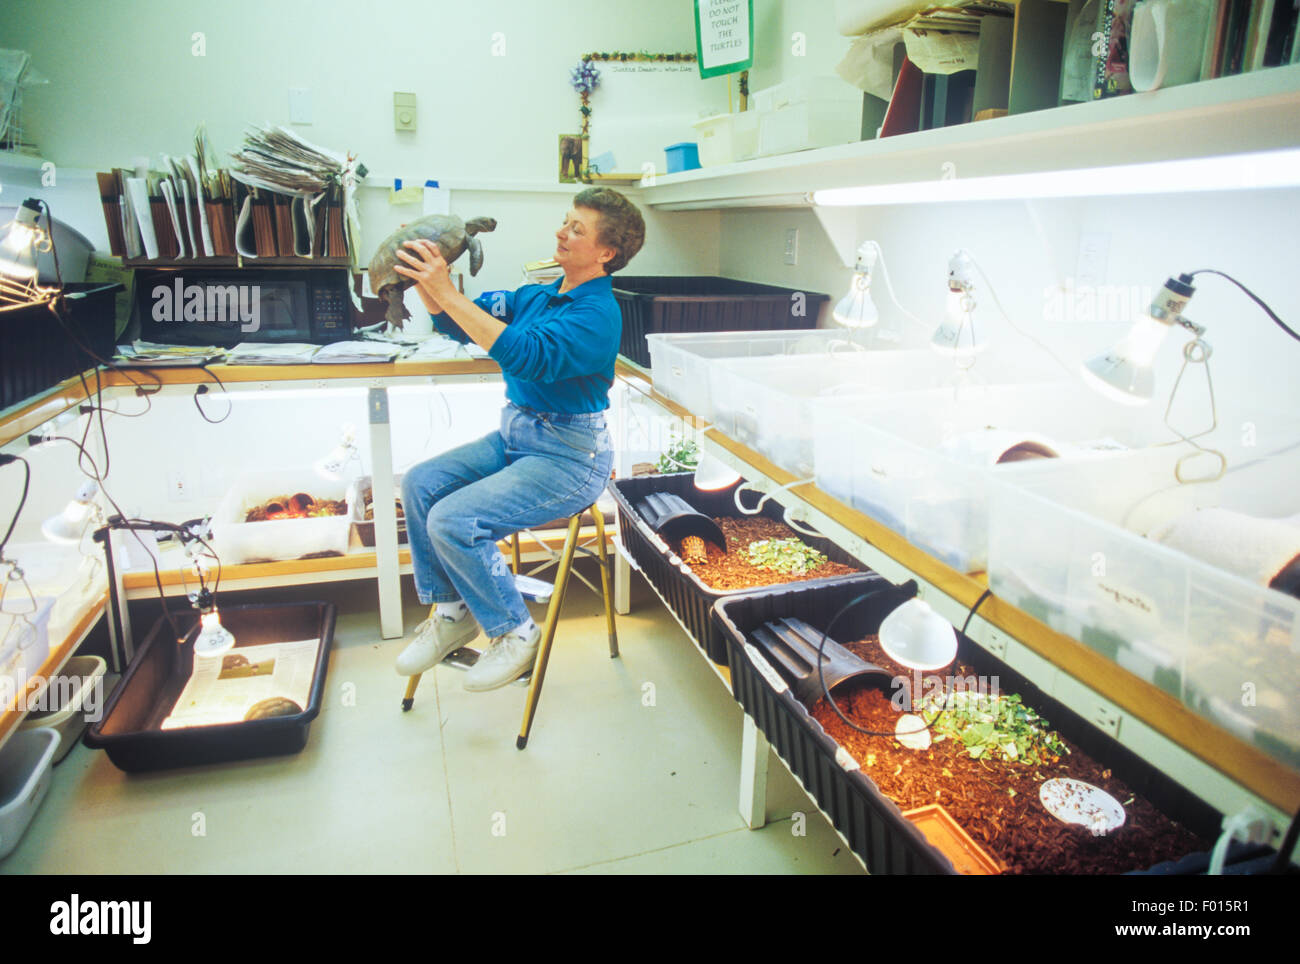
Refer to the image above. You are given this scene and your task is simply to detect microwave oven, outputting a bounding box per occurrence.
[131,267,353,345]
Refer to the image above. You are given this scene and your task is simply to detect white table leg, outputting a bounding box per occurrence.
[615,552,631,615]
[368,388,403,639]
[739,714,770,830]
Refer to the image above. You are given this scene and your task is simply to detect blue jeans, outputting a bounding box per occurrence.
[401,402,614,638]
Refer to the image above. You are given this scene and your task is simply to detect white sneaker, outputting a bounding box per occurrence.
[395,612,480,675]
[463,622,540,692]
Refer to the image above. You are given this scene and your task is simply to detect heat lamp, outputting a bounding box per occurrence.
[832,242,880,329]
[41,480,103,545]
[930,250,988,358]
[692,449,741,491]
[314,424,360,480]
[0,199,49,289]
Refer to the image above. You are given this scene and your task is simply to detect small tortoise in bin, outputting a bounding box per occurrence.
[368,214,497,329]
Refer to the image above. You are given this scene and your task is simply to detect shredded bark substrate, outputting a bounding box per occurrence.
[682,516,861,591]
[809,634,1208,875]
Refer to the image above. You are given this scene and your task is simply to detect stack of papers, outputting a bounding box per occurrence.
[229,125,346,196]
[114,342,226,367]
[402,335,476,360]
[311,340,400,364]
[225,342,320,365]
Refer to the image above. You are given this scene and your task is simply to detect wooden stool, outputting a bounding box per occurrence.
[400,503,619,749]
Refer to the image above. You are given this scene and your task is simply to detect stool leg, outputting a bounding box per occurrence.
[511,531,521,575]
[592,505,619,658]
[517,512,581,749]
[401,672,423,711]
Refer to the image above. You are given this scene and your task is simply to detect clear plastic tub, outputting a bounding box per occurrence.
[211,469,356,565]
[713,349,1056,480]
[646,329,864,422]
[988,439,1300,767]
[811,382,1172,572]
[752,76,862,156]
[0,727,60,860]
[2,542,107,644]
[0,597,55,689]
[19,655,108,764]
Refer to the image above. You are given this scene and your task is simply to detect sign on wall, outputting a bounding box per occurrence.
[694,0,754,78]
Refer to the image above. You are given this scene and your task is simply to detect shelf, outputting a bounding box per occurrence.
[637,65,1300,210]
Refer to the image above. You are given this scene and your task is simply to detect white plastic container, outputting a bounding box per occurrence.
[647,329,870,424]
[0,727,61,860]
[3,542,107,644]
[988,439,1300,767]
[19,655,108,764]
[811,382,1173,572]
[692,111,760,166]
[0,597,55,689]
[712,348,1057,481]
[211,469,356,565]
[752,76,862,157]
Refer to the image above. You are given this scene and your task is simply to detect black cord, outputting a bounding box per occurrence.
[193,365,232,424]
[1188,269,1300,344]
[815,584,993,738]
[0,454,31,556]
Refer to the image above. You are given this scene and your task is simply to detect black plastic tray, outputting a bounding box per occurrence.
[85,601,335,772]
[611,276,826,368]
[714,576,1250,875]
[609,472,866,664]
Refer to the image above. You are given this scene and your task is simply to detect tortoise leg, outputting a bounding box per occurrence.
[386,288,406,329]
[468,236,483,276]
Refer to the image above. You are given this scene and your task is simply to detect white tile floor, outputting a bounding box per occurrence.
[3,566,865,875]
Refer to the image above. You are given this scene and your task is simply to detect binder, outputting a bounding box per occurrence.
[326,185,346,258]
[97,172,126,257]
[149,194,180,260]
[251,188,278,257]
[272,192,294,256]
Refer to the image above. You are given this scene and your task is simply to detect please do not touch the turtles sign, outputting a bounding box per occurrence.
[694,0,754,78]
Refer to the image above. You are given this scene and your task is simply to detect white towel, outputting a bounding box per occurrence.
[1152,507,1300,589]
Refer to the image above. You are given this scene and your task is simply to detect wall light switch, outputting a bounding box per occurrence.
[289,88,312,125]
[783,228,798,265]
[394,92,417,132]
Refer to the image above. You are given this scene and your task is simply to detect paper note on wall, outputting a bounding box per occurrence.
[423,182,450,216]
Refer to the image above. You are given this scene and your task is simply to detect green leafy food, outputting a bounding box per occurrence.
[745,537,827,575]
[920,690,1069,766]
[656,435,700,474]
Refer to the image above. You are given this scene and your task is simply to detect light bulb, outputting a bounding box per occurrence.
[314,424,358,480]
[930,251,987,357]
[41,481,100,544]
[1080,274,1196,405]
[833,243,880,328]
[0,200,46,283]
[194,609,235,657]
[693,450,741,491]
[879,599,958,671]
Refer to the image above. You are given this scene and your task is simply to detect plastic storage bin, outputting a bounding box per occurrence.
[811,381,1171,573]
[664,142,700,173]
[0,597,55,689]
[0,282,122,412]
[0,728,61,860]
[2,541,108,645]
[211,469,356,564]
[692,112,760,166]
[85,601,336,772]
[713,577,1228,874]
[613,276,827,368]
[609,472,866,664]
[752,75,862,157]
[711,349,1058,481]
[349,475,407,547]
[19,655,108,764]
[988,441,1300,767]
[646,329,861,423]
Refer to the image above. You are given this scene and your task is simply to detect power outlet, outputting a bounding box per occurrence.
[783,228,798,265]
[1075,231,1110,289]
[984,628,1008,661]
[167,470,193,502]
[1091,701,1123,740]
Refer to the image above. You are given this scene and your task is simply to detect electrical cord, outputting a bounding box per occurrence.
[1189,269,1299,344]
[193,365,232,424]
[1269,802,1300,874]
[814,584,993,738]
[0,454,31,557]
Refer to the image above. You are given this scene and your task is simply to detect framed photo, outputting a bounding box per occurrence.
[558,134,588,183]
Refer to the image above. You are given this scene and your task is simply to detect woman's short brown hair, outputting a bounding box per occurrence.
[574,187,645,274]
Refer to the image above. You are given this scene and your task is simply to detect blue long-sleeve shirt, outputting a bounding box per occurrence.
[431,275,620,414]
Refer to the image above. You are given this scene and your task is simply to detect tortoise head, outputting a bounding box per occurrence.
[465,216,497,235]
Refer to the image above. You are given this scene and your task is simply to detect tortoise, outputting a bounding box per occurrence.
[368,214,497,328]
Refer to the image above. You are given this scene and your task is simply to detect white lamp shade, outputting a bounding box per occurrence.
[1080,350,1156,405]
[930,288,987,356]
[41,481,99,544]
[879,599,958,671]
[832,274,879,328]
[693,450,741,491]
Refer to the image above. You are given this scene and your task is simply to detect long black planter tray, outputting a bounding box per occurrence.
[86,601,336,772]
[714,574,1265,875]
[609,471,867,665]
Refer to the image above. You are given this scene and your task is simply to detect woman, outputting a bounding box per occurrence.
[391,187,645,691]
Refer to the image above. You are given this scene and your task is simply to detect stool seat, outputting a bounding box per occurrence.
[399,501,618,748]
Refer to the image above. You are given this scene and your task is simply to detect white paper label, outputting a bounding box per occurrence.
[744,642,788,694]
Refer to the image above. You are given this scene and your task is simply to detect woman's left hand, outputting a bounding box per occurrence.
[394,239,458,307]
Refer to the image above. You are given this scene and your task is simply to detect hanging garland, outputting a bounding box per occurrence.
[569,51,697,179]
